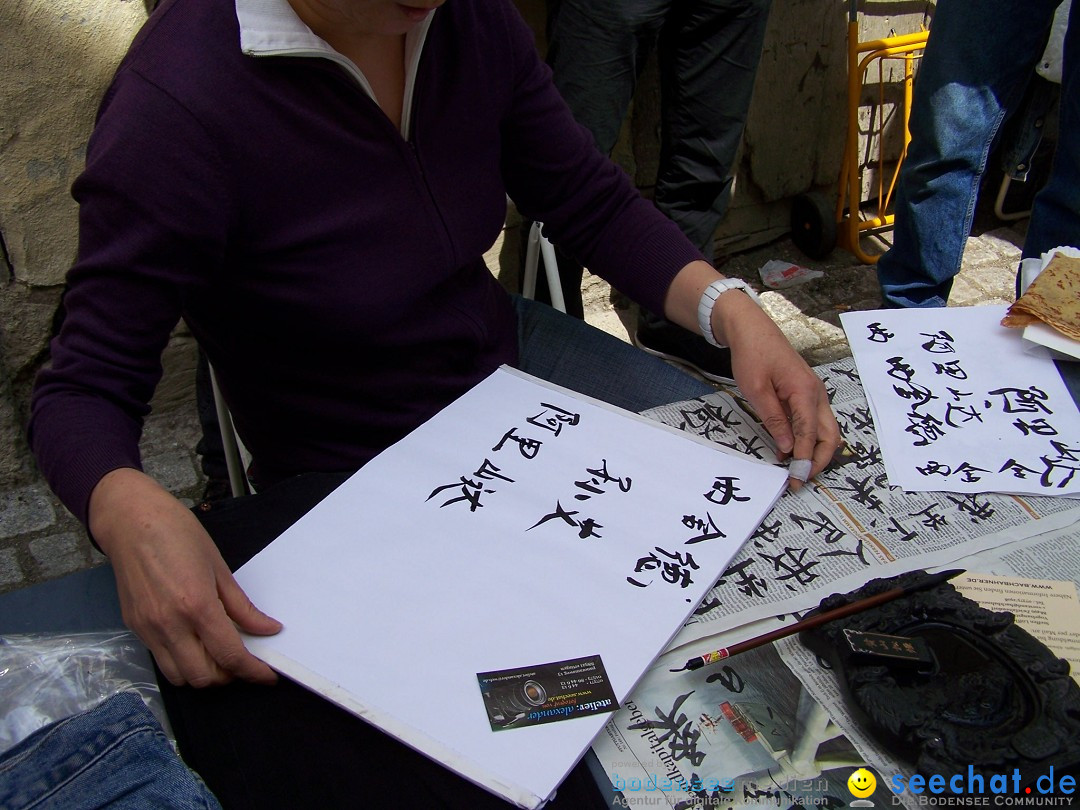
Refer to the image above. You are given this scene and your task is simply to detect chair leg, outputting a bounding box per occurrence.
[537,226,566,314]
[522,221,567,313]
[208,363,251,498]
[522,221,541,300]
[993,175,1032,222]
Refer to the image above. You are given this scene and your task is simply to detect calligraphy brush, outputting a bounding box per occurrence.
[670,568,965,672]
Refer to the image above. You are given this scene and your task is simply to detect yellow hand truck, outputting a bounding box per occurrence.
[791,0,929,264]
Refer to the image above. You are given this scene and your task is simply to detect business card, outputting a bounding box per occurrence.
[477,654,618,731]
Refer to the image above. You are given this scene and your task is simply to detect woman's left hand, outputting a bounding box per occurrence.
[664,261,842,488]
[716,289,842,488]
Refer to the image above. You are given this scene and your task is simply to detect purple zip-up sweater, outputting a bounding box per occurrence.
[29,0,703,526]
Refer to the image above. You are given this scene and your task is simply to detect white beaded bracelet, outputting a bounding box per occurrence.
[697,278,762,348]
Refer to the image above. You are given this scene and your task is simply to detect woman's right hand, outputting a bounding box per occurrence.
[88,468,282,687]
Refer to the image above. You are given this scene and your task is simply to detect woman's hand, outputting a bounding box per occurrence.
[89,468,282,687]
[713,289,841,487]
[665,261,842,487]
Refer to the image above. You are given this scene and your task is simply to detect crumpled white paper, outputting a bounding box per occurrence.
[757,259,823,289]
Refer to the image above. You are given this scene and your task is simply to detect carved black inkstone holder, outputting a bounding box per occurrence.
[799,570,1080,791]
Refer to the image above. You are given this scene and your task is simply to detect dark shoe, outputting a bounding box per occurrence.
[200,476,233,504]
[633,320,735,385]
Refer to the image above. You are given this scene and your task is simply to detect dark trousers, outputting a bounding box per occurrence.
[531,0,771,322]
[158,472,607,810]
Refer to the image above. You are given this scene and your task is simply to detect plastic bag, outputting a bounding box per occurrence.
[757,259,823,289]
[0,630,170,755]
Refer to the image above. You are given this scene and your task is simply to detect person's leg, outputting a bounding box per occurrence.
[0,692,222,810]
[546,0,664,156]
[876,0,1062,307]
[527,0,666,319]
[653,0,771,253]
[634,0,770,382]
[514,296,715,412]
[1023,1,1080,261]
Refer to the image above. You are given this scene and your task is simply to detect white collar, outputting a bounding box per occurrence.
[234,0,436,135]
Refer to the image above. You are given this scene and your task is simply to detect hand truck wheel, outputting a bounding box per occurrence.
[790,192,837,260]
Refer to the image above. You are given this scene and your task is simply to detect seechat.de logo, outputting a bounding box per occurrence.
[889,765,1076,802]
[848,767,878,807]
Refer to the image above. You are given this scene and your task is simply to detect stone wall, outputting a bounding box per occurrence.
[0,0,931,590]
[1,0,145,487]
[0,0,200,491]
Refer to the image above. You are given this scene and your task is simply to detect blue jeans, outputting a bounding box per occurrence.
[1026,0,1080,264]
[876,0,1079,307]
[513,295,714,407]
[0,692,221,810]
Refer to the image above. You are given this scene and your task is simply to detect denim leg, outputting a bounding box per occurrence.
[0,692,221,810]
[513,296,714,412]
[1024,1,1080,260]
[876,0,1062,307]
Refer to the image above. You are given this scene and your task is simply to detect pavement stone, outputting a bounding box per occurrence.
[28,532,91,580]
[143,452,201,495]
[773,317,828,357]
[0,548,23,589]
[0,484,57,540]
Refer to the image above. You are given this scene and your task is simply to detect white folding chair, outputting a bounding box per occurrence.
[208,362,251,497]
[521,221,567,314]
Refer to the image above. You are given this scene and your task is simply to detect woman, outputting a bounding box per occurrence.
[29,0,840,804]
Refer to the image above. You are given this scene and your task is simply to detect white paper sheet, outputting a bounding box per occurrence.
[1021,321,1080,362]
[840,305,1080,496]
[234,366,787,808]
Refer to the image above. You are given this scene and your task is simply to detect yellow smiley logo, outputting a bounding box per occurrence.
[848,768,877,798]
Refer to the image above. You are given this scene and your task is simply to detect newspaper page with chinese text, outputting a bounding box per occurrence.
[641,360,1080,651]
[597,359,1080,810]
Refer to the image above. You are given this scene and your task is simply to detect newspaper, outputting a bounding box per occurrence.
[952,573,1080,683]
[591,642,893,809]
[592,358,1080,810]
[960,523,1080,586]
[771,635,917,808]
[641,359,1080,651]
[592,531,1080,810]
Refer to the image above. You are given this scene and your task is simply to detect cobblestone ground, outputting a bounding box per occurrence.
[0,222,1026,595]
[578,224,1022,366]
[1,411,207,594]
